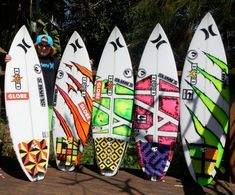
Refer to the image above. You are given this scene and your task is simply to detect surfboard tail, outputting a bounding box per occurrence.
[94,137,127,177]
[18,139,49,181]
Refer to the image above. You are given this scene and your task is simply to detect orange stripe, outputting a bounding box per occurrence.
[65,63,73,70]
[56,85,89,145]
[54,108,73,137]
[67,73,92,113]
[85,94,92,113]
[67,73,82,90]
[72,62,93,82]
[67,83,76,93]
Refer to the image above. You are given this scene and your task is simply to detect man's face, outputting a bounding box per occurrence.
[37,44,51,57]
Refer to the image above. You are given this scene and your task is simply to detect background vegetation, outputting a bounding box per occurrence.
[0,0,234,180]
[0,0,235,69]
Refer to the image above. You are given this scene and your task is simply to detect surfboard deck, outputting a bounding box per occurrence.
[180,12,229,186]
[134,24,179,181]
[53,31,93,171]
[229,101,235,183]
[5,25,50,181]
[92,27,134,176]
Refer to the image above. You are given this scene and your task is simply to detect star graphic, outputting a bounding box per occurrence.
[187,70,198,78]
[11,75,22,82]
[105,81,115,89]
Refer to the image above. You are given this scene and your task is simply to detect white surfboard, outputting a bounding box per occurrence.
[134,23,179,181]
[5,25,50,181]
[180,13,229,186]
[92,27,134,176]
[53,31,93,171]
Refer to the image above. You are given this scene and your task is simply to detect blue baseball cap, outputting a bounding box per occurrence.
[36,34,53,46]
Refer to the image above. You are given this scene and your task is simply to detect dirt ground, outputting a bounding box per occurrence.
[0,156,234,195]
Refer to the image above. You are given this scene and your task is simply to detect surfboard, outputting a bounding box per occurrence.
[180,12,229,186]
[229,101,235,183]
[92,27,134,176]
[134,24,179,181]
[5,25,50,181]
[53,31,93,171]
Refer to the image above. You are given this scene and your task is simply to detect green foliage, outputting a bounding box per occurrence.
[127,0,235,69]
[79,135,95,165]
[0,25,19,51]
[31,0,64,58]
[121,136,140,169]
[0,0,62,57]
[0,119,14,157]
[59,0,138,68]
[2,0,235,70]
[0,0,28,50]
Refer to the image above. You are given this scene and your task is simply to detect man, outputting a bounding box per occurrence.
[35,34,58,106]
[35,34,59,130]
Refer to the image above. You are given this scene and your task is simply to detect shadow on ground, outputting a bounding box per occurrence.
[0,156,27,181]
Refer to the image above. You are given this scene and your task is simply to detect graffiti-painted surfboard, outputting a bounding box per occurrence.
[53,31,93,171]
[134,24,179,181]
[180,12,229,186]
[92,27,134,176]
[5,25,50,181]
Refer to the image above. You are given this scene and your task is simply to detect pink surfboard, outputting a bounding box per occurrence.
[134,24,179,181]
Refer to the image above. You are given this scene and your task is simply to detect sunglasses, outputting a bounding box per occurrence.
[38,44,50,48]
